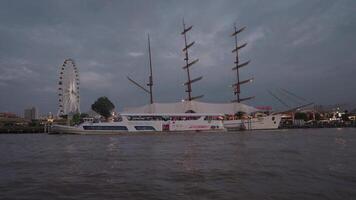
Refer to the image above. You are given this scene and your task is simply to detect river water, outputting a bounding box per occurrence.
[0,128,356,200]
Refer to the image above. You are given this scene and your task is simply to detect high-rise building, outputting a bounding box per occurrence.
[24,107,38,120]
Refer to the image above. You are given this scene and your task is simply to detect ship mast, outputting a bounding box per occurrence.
[181,19,203,101]
[231,23,254,103]
[147,34,153,104]
[127,34,154,104]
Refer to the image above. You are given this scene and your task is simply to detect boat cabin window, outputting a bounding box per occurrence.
[204,116,223,121]
[83,117,94,123]
[83,126,128,130]
[127,116,164,121]
[170,116,201,121]
[134,126,156,131]
[185,110,196,113]
[126,115,201,121]
[225,114,250,120]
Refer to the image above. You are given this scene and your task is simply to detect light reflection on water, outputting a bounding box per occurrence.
[0,128,356,200]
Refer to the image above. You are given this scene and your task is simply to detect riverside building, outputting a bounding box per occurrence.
[24,107,38,120]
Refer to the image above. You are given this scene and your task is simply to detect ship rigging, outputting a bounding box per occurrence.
[231,24,254,103]
[181,20,204,101]
[127,34,154,104]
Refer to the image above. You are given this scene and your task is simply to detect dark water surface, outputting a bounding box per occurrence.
[1,129,356,200]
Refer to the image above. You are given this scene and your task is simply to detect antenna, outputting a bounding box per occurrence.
[181,19,203,101]
[231,23,254,103]
[127,34,154,104]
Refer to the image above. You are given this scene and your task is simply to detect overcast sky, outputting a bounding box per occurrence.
[0,0,355,115]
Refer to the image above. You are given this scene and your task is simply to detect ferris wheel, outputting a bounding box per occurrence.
[57,58,80,116]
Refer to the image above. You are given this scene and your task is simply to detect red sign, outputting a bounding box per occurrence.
[255,106,272,111]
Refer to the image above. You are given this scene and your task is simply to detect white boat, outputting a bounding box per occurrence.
[51,101,281,134]
[51,112,225,134]
[122,101,281,131]
[223,114,282,131]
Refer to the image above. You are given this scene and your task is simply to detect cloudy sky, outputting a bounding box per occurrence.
[0,0,355,115]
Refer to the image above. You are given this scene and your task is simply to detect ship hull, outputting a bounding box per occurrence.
[50,125,225,135]
[50,117,225,134]
[223,114,282,131]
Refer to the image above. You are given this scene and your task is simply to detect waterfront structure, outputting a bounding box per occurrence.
[24,107,38,120]
[0,112,28,128]
[0,112,18,119]
[57,58,80,116]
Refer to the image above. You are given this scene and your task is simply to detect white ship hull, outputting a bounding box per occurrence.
[50,112,282,134]
[223,114,282,131]
[51,113,225,134]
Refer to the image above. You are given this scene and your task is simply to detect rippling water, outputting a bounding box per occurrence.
[1,128,356,199]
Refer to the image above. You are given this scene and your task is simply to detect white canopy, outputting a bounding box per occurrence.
[122,100,258,115]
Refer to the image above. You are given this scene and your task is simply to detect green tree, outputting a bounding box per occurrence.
[91,96,115,119]
[294,112,308,121]
[71,113,81,125]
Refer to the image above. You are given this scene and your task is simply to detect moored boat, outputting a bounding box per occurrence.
[51,112,226,134]
[223,114,282,131]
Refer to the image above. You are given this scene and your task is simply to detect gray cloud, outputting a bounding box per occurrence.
[0,0,356,115]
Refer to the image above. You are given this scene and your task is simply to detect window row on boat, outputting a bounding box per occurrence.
[82,125,156,131]
[125,115,223,121]
[83,126,128,130]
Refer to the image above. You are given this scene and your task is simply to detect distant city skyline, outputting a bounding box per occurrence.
[24,107,39,120]
[0,0,356,115]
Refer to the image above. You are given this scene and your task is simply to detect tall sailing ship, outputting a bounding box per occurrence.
[51,21,281,134]
[222,24,281,130]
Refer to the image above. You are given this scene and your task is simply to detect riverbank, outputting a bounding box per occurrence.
[0,127,44,134]
[280,121,356,129]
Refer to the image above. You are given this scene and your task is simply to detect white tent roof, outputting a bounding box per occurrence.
[122,100,258,115]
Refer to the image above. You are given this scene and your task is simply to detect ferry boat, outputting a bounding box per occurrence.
[121,101,282,131]
[51,99,282,134]
[223,114,282,131]
[51,112,225,134]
